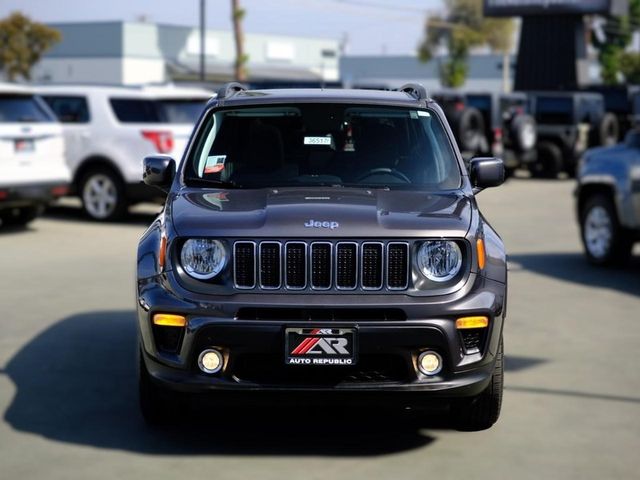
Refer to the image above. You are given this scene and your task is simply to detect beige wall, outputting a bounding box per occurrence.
[32,57,165,85]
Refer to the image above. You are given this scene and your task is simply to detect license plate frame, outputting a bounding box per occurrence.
[14,138,35,154]
[285,327,357,366]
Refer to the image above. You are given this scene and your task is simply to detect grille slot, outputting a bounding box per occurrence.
[233,242,256,288]
[285,242,306,289]
[336,242,358,289]
[259,242,281,289]
[387,242,409,290]
[311,242,332,289]
[361,243,383,290]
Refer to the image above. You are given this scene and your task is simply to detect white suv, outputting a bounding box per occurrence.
[0,83,70,227]
[36,84,213,220]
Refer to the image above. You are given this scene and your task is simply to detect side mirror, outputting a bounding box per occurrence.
[470,157,505,193]
[143,155,175,191]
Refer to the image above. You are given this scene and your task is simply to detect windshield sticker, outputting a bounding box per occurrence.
[304,136,333,146]
[417,110,430,117]
[204,155,226,174]
[410,111,419,119]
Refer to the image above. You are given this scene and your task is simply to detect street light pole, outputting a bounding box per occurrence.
[199,0,205,82]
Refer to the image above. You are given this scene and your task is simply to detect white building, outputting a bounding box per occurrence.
[32,21,340,85]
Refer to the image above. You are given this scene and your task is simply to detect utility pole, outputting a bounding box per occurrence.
[199,0,205,82]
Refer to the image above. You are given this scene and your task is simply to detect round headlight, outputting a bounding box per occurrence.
[180,239,227,279]
[417,240,463,282]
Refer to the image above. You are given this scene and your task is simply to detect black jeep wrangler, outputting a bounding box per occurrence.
[136,84,508,431]
[527,91,618,177]
[431,91,489,159]
[466,92,537,176]
[586,84,640,141]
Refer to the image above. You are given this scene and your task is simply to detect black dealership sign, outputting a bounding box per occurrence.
[484,0,626,17]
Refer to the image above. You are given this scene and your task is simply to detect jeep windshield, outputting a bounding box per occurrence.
[184,104,462,190]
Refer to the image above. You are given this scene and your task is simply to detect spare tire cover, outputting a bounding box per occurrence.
[453,107,486,153]
[510,114,537,152]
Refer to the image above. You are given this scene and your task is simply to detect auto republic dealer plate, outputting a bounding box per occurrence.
[285,328,357,366]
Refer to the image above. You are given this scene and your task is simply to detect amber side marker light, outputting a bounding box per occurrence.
[456,316,489,329]
[158,235,167,269]
[153,313,187,327]
[476,238,486,270]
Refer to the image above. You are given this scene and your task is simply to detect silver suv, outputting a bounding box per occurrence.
[576,129,640,265]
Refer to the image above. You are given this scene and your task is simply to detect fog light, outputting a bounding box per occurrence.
[198,349,223,374]
[418,351,442,376]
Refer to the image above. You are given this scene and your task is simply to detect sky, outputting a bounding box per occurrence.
[0,0,445,55]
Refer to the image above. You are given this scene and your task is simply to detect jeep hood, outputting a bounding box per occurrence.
[170,187,472,238]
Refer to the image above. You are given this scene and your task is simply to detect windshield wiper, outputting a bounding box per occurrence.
[185,177,240,189]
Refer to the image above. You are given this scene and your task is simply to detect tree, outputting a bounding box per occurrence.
[418,0,514,88]
[231,0,248,82]
[620,51,640,84]
[0,12,61,81]
[592,0,640,85]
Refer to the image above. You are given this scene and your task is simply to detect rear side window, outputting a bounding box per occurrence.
[42,95,90,123]
[0,95,54,123]
[110,99,161,123]
[158,100,206,123]
[110,98,206,124]
[466,95,492,112]
[535,97,574,124]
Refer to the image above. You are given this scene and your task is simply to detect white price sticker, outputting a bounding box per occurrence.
[304,136,333,146]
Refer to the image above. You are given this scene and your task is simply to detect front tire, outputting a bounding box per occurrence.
[580,194,632,266]
[451,337,504,432]
[79,167,128,221]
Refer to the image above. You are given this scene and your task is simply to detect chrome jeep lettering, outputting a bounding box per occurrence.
[304,219,339,229]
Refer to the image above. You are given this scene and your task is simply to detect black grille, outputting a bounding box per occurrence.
[153,326,184,353]
[233,242,255,288]
[232,354,408,386]
[387,243,409,289]
[311,243,332,289]
[259,242,281,288]
[361,243,383,289]
[233,240,410,291]
[460,329,486,354]
[285,242,306,289]
[336,243,357,289]
[236,307,407,321]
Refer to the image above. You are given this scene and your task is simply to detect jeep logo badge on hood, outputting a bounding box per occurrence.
[304,219,339,229]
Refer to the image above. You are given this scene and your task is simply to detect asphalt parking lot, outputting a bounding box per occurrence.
[0,177,638,480]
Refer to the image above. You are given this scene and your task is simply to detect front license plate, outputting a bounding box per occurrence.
[285,328,357,366]
[14,139,35,153]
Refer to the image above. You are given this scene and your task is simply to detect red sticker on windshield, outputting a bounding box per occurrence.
[204,155,226,174]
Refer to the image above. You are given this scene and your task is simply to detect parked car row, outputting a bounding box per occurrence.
[0,83,213,225]
[432,89,627,179]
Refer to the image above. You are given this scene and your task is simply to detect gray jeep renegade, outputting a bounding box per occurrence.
[136,83,508,431]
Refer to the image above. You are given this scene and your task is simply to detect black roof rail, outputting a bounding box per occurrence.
[216,82,248,100]
[397,83,428,101]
